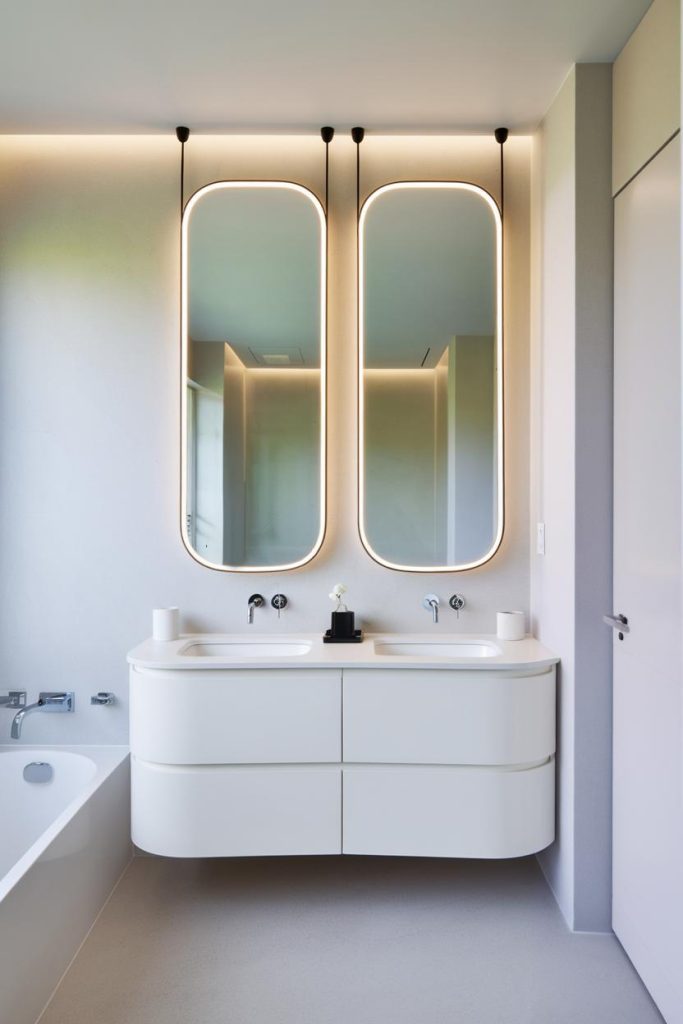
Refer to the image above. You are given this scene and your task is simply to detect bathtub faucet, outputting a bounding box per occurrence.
[10,691,75,740]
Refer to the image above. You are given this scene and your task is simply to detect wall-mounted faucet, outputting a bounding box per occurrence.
[422,594,440,624]
[11,691,75,740]
[247,594,264,625]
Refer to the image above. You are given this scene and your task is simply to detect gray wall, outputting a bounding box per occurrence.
[0,134,530,746]
[530,65,614,932]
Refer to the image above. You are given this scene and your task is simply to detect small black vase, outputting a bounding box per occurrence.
[330,610,355,639]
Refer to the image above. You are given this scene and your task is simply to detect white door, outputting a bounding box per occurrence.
[612,136,683,1023]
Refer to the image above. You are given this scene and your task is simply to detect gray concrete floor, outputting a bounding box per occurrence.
[39,856,663,1024]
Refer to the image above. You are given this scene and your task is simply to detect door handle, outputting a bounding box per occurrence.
[603,613,629,639]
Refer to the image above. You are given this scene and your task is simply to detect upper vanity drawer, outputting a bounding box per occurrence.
[130,668,341,765]
[343,668,555,766]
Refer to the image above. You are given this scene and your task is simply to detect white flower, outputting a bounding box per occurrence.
[329,583,347,601]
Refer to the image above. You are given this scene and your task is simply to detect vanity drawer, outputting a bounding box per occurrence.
[343,668,555,765]
[130,667,341,764]
[342,761,555,859]
[132,758,341,857]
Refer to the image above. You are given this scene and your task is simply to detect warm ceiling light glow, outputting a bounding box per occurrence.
[181,180,327,573]
[358,181,504,573]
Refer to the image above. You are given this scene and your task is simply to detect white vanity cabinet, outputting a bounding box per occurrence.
[342,668,555,858]
[130,667,342,857]
[128,636,557,860]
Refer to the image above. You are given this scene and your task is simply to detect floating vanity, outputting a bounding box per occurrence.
[128,635,558,860]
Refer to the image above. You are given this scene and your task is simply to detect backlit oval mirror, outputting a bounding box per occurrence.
[182,182,326,571]
[359,182,502,571]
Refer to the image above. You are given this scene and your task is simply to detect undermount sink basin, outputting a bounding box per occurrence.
[179,642,311,658]
[373,641,498,659]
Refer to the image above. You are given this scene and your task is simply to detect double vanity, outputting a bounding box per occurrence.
[129,635,557,860]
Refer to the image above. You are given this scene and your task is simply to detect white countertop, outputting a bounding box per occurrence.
[128,633,559,672]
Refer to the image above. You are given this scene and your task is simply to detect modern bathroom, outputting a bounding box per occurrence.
[0,1,680,1022]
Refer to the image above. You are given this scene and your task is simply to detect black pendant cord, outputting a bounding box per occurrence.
[494,126,508,220]
[320,127,335,215]
[352,127,365,218]
[176,126,190,219]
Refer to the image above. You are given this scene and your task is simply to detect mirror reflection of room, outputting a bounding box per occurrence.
[185,184,324,570]
[361,184,501,569]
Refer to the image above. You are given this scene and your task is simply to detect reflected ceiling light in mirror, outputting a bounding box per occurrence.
[358,180,503,573]
[181,180,327,572]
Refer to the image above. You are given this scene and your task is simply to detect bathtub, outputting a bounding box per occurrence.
[0,745,131,1024]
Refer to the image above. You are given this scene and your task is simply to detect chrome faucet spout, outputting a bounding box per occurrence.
[247,594,264,625]
[10,691,75,740]
[11,701,42,739]
[422,594,440,624]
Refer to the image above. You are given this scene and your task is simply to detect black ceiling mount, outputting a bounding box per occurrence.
[321,127,335,214]
[352,127,365,217]
[494,127,508,220]
[175,127,190,218]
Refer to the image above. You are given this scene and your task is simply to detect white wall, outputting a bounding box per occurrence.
[530,64,614,932]
[612,0,680,193]
[0,134,530,745]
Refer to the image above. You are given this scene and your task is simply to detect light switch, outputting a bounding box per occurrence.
[536,522,546,555]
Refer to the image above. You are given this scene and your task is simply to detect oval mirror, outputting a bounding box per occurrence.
[359,182,502,571]
[182,182,326,571]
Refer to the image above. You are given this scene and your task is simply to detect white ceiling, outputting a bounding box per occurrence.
[1,0,650,133]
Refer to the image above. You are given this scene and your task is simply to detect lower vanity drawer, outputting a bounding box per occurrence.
[342,761,555,859]
[132,758,341,857]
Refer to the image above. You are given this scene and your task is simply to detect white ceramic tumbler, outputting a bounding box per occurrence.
[496,610,525,641]
[153,607,179,642]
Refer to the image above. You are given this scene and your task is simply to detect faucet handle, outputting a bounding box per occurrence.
[38,691,75,712]
[449,594,466,619]
[1,691,26,709]
[91,692,116,706]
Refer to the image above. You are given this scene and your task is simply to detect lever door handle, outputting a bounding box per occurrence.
[603,614,629,634]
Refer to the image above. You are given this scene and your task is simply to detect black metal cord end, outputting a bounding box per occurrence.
[321,126,335,144]
[495,128,507,224]
[351,127,365,145]
[175,126,190,144]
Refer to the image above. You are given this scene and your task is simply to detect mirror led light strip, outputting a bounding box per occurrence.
[180,181,328,572]
[358,180,504,572]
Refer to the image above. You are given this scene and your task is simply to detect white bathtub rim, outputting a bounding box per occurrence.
[0,745,129,903]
